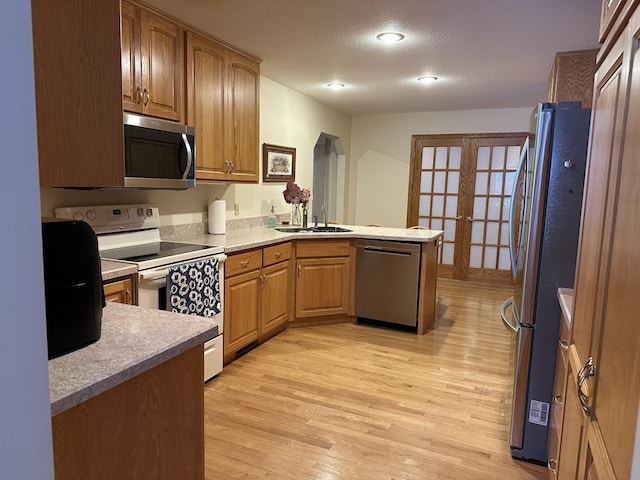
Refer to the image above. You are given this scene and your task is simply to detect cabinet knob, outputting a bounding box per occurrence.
[240,260,249,267]
[559,340,569,350]
[142,88,149,106]
[136,86,142,105]
[553,394,563,407]
[547,458,557,475]
[274,251,282,258]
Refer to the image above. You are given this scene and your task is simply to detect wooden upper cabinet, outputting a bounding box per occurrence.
[224,51,260,182]
[599,0,627,42]
[547,49,598,109]
[121,1,183,122]
[186,32,260,183]
[32,0,125,188]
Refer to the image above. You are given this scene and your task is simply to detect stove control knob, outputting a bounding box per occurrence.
[146,208,153,217]
[72,211,84,221]
[85,210,96,221]
[137,207,145,217]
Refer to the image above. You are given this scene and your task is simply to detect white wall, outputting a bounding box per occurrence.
[1,1,54,478]
[349,108,532,227]
[40,76,352,227]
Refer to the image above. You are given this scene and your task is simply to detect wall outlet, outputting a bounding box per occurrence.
[234,203,240,216]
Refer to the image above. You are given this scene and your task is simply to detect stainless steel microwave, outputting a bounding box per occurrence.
[123,113,195,189]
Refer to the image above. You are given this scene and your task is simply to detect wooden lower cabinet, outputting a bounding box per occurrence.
[52,345,204,479]
[224,243,292,362]
[294,240,354,322]
[103,277,135,304]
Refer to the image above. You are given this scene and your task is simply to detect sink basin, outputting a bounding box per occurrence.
[309,226,352,233]
[274,226,352,233]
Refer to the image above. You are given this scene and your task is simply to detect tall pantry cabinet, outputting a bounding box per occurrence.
[555,1,640,479]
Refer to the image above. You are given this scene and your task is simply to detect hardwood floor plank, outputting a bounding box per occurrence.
[204,279,547,479]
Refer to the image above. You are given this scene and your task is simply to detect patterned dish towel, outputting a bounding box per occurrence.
[166,258,221,317]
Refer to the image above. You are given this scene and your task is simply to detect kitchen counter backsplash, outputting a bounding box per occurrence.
[160,213,289,240]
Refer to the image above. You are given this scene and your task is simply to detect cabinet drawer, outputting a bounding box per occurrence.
[296,239,351,258]
[263,242,291,267]
[226,249,262,277]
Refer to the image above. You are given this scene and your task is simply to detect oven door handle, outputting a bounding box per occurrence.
[139,269,169,282]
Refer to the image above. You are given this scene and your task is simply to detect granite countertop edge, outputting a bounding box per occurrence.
[49,303,216,416]
[557,287,574,327]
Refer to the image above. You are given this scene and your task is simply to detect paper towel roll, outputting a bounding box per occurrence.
[208,200,226,234]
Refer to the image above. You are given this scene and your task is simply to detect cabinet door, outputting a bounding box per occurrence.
[224,270,260,354]
[261,261,291,336]
[139,8,183,122]
[103,278,134,304]
[121,1,142,113]
[295,257,350,318]
[225,51,260,182]
[557,357,585,480]
[186,31,227,181]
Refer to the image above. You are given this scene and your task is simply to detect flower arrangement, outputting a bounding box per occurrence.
[282,181,311,206]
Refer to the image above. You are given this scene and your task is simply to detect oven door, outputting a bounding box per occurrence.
[138,253,225,381]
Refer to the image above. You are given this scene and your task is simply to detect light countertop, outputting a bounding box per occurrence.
[176,224,444,253]
[49,302,217,416]
[101,259,138,281]
[557,287,574,327]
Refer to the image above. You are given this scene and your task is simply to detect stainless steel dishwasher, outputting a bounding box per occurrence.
[355,239,421,329]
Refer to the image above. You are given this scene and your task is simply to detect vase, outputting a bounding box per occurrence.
[291,203,301,226]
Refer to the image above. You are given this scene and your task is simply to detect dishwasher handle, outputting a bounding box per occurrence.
[361,246,415,257]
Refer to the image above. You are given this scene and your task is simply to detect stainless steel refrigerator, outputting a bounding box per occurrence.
[502,102,591,463]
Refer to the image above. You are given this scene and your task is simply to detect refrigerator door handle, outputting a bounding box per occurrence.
[510,326,533,450]
[509,137,529,279]
[500,297,519,333]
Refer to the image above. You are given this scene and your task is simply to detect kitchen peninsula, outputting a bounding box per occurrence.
[175,224,443,363]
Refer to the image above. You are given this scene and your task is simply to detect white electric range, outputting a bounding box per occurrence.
[55,203,226,382]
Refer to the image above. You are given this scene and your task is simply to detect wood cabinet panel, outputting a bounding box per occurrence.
[261,262,291,336]
[186,31,226,181]
[263,242,292,267]
[52,346,204,479]
[547,50,598,108]
[296,239,351,258]
[556,353,585,480]
[103,278,134,304]
[224,269,261,354]
[186,32,260,183]
[121,1,183,122]
[225,249,262,277]
[295,257,350,318]
[32,0,124,188]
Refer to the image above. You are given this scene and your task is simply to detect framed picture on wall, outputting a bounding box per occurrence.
[262,143,296,182]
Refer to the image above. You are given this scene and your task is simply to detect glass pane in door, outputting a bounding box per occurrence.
[417,145,462,271]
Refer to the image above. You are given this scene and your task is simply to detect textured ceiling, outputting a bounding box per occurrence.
[145,0,602,115]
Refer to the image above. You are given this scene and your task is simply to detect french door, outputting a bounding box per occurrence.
[407,133,527,284]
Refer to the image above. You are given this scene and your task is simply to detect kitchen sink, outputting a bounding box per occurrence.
[275,226,352,233]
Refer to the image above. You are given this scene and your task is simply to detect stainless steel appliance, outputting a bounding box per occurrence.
[122,113,195,190]
[355,239,421,329]
[505,102,590,463]
[55,204,225,382]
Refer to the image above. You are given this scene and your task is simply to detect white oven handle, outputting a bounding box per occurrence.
[138,253,227,283]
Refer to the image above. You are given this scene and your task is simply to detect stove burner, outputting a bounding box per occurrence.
[101,241,213,263]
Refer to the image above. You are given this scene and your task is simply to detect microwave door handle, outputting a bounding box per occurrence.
[181,133,193,180]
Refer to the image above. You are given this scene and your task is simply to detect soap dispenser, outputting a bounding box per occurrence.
[268,205,277,228]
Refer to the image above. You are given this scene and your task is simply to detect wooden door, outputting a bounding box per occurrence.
[224,270,260,354]
[261,261,290,336]
[408,134,525,284]
[103,278,133,304]
[121,1,141,113]
[295,257,350,318]
[557,354,585,479]
[186,31,227,181]
[225,51,260,182]
[139,8,183,121]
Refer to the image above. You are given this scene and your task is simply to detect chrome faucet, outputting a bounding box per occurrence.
[321,205,327,228]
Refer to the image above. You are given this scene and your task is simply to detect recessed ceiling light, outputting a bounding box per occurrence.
[376,32,405,43]
[417,75,438,83]
[326,82,346,90]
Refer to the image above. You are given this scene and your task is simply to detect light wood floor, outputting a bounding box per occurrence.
[203,279,548,480]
